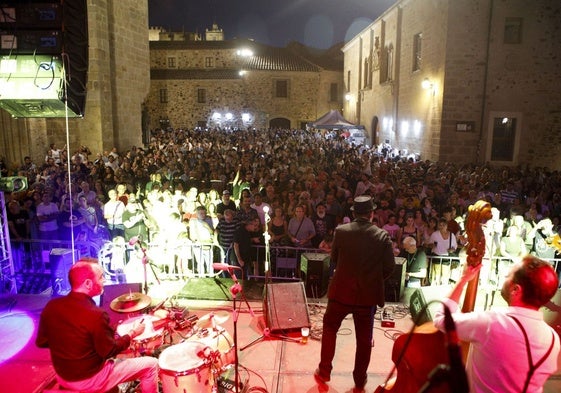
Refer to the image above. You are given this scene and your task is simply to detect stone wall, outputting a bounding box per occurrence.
[146,45,343,130]
[343,0,561,167]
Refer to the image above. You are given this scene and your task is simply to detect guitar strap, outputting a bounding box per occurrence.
[508,315,555,393]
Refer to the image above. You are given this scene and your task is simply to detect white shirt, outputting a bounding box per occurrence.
[434,300,560,393]
[429,230,457,256]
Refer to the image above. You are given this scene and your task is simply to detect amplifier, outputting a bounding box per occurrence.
[385,256,406,302]
[300,252,330,298]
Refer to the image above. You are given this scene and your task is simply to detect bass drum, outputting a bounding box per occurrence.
[158,341,213,393]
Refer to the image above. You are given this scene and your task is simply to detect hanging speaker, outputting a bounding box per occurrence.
[264,282,310,332]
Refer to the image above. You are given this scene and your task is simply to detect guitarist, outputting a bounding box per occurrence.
[433,256,559,392]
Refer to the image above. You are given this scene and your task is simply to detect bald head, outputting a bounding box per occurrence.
[69,261,104,296]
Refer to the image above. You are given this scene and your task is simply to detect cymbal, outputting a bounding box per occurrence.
[110,292,151,313]
[196,311,230,328]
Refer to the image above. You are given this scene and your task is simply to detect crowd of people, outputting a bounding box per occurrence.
[5,127,561,283]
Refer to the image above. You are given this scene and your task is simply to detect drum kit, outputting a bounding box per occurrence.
[109,291,236,393]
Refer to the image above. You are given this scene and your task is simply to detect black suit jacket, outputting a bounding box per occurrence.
[328,217,395,307]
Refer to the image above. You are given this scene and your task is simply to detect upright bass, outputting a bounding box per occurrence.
[375,200,492,393]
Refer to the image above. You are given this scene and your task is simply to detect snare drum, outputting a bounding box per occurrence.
[116,315,165,356]
[188,326,235,370]
[159,341,213,393]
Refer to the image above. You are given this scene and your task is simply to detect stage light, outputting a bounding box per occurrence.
[421,78,433,90]
[0,176,28,192]
[236,48,253,57]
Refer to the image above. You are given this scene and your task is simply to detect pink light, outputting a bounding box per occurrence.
[0,310,36,364]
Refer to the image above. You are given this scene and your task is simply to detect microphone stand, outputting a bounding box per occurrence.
[136,239,160,295]
[263,207,271,283]
[240,208,301,350]
[230,283,241,393]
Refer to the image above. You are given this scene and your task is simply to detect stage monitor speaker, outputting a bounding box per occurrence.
[100,282,143,327]
[49,248,79,296]
[409,285,450,325]
[264,282,310,332]
[542,289,561,337]
[385,257,406,302]
[300,252,330,298]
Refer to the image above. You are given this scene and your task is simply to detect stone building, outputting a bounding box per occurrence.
[342,0,561,167]
[0,0,149,171]
[145,37,344,131]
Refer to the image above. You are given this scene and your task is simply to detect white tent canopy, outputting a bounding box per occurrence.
[310,109,356,129]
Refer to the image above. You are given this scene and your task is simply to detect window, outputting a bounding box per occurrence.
[329,83,338,102]
[363,58,370,88]
[380,44,393,83]
[197,88,206,103]
[167,57,176,68]
[159,88,168,103]
[413,33,422,71]
[504,18,523,44]
[205,57,214,67]
[347,70,351,92]
[490,117,517,161]
[275,80,288,98]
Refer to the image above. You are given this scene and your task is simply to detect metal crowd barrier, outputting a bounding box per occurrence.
[426,254,561,289]
[249,244,327,280]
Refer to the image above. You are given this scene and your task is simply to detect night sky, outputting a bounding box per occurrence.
[148,0,397,49]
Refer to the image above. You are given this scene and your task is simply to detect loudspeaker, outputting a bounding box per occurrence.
[300,252,330,298]
[0,1,88,118]
[264,282,310,332]
[100,282,143,327]
[409,285,451,325]
[542,289,561,336]
[61,0,88,117]
[385,257,406,302]
[49,248,79,296]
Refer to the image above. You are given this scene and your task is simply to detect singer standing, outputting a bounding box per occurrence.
[315,196,395,392]
[36,260,159,392]
[433,256,560,393]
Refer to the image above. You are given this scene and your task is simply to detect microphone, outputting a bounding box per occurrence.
[444,305,469,393]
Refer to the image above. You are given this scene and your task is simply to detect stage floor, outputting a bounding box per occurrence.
[1,280,560,393]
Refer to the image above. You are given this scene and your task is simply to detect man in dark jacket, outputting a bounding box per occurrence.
[315,196,395,393]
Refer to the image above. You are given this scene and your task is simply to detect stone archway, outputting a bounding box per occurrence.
[269,117,290,129]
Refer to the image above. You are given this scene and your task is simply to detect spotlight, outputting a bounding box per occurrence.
[0,176,28,192]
